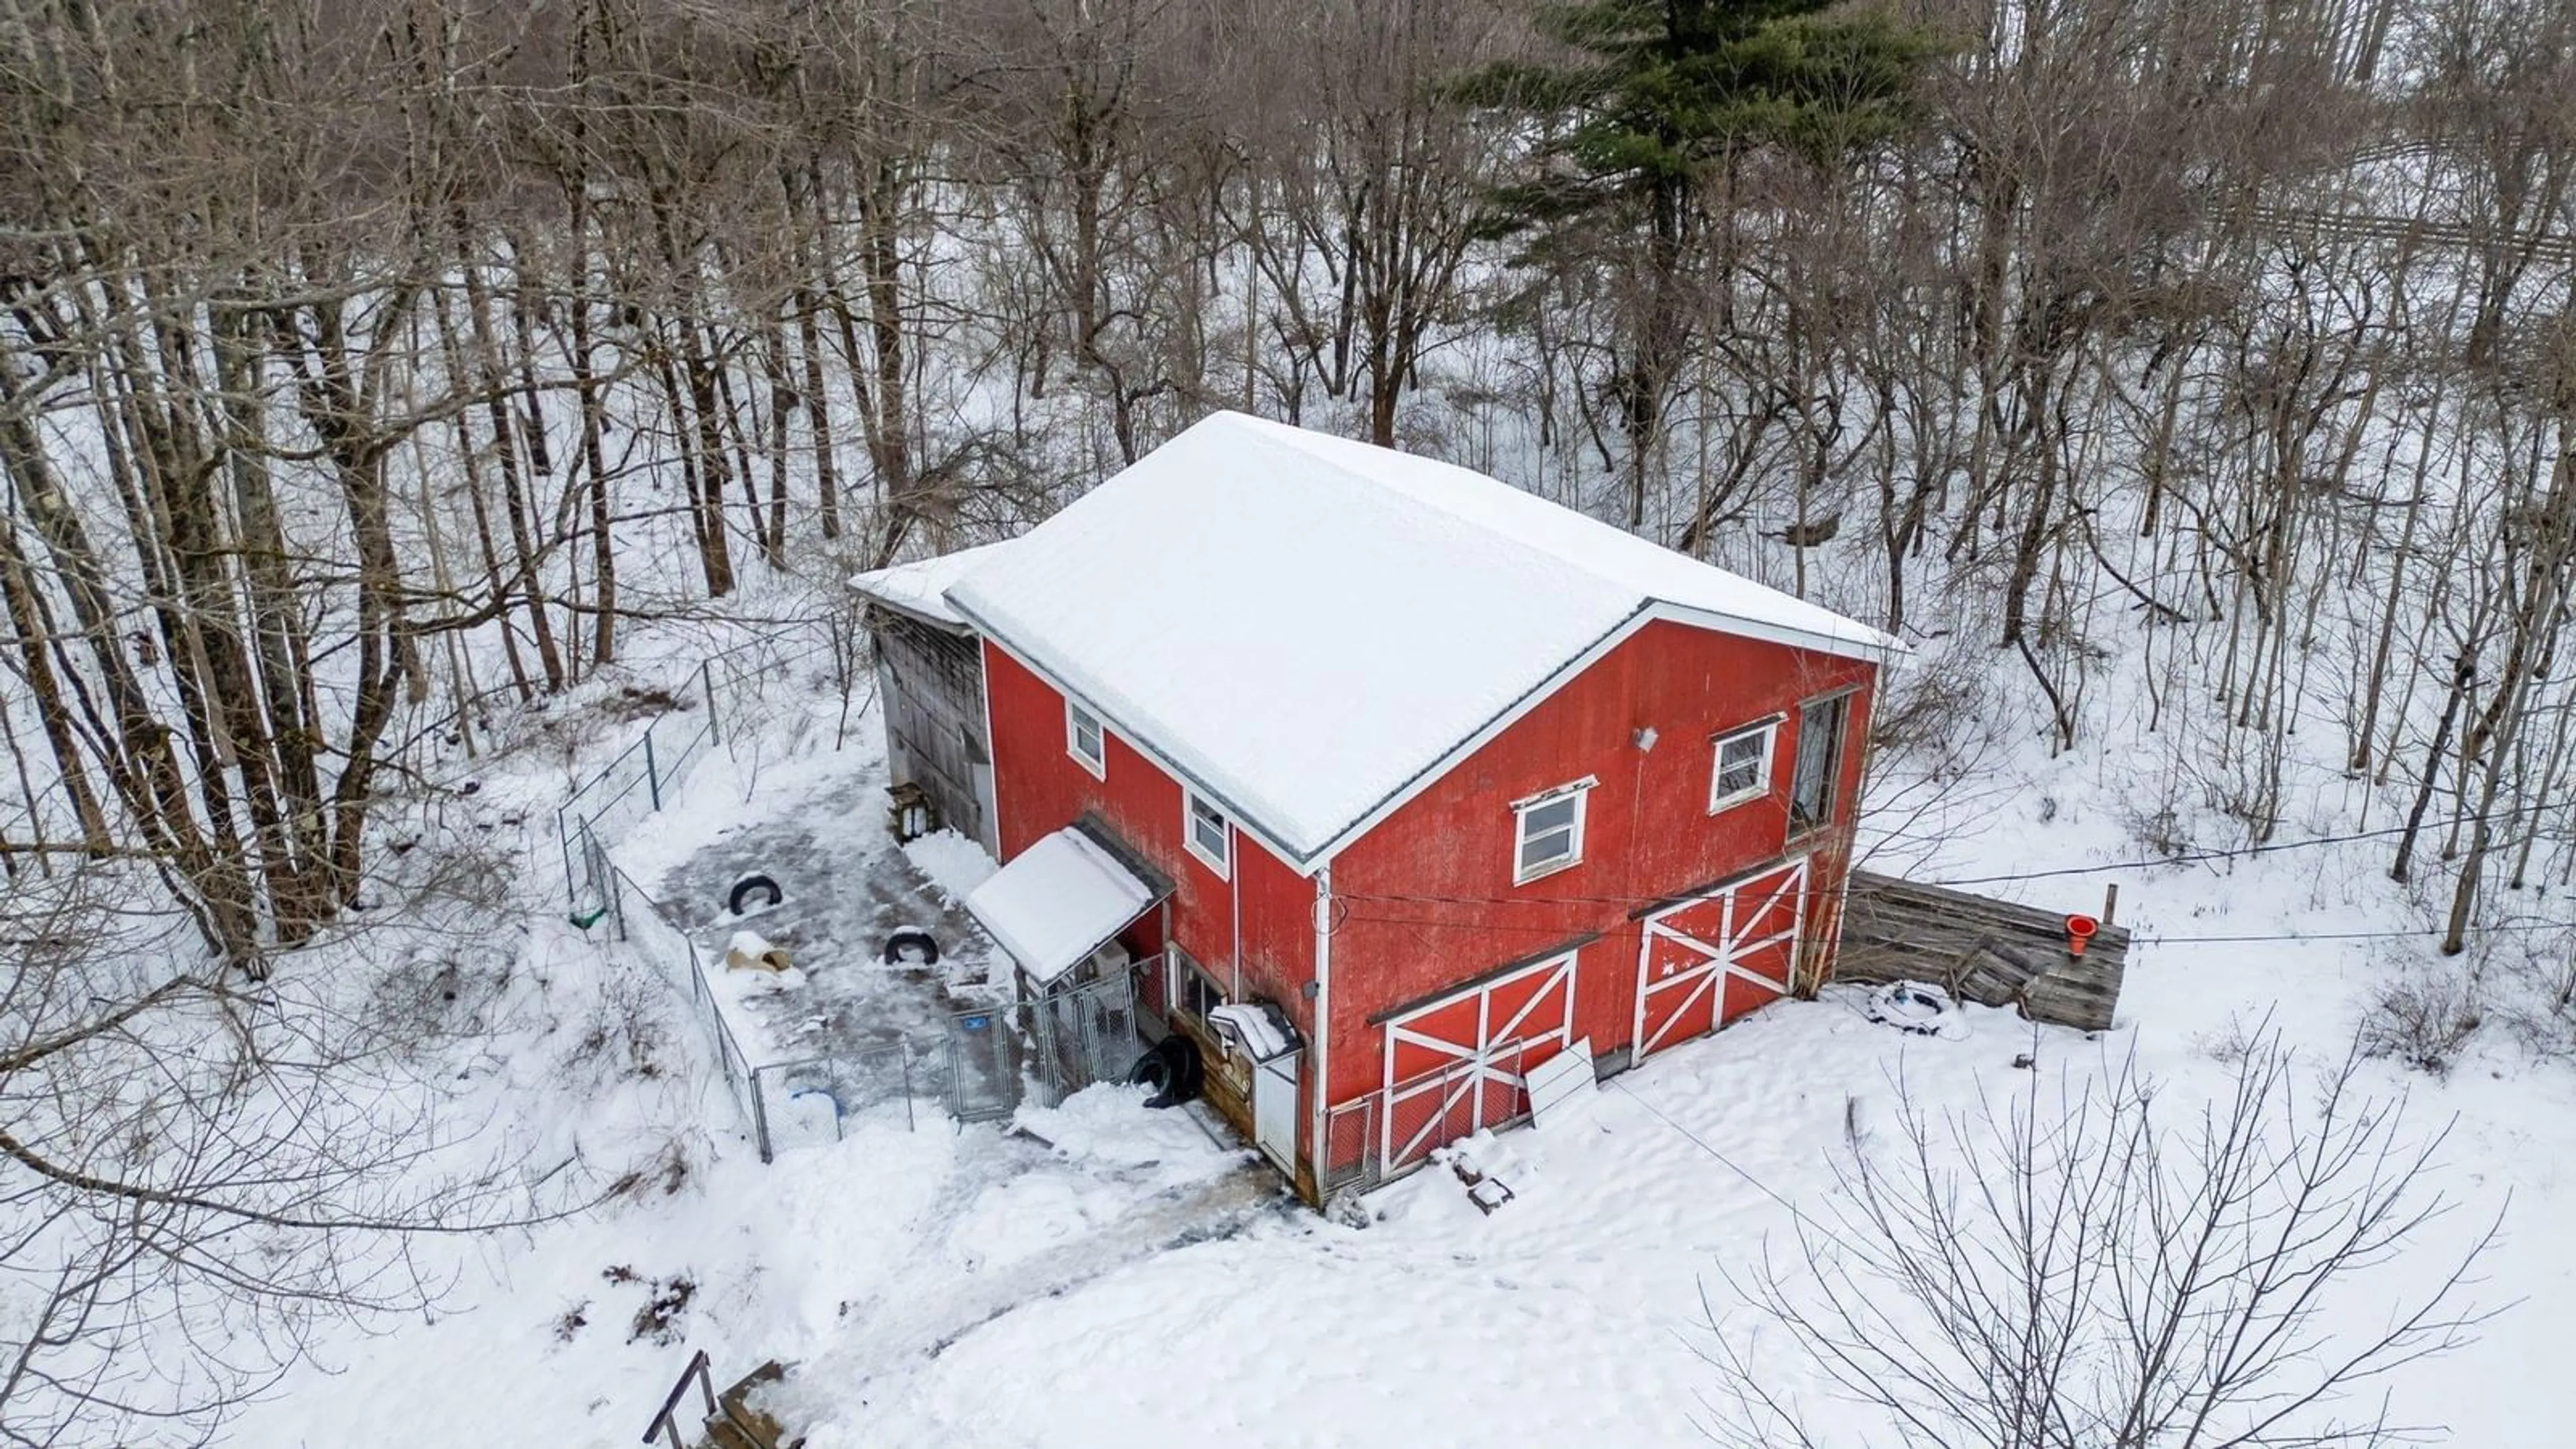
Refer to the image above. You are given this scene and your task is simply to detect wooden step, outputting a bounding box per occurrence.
[701,1360,798,1449]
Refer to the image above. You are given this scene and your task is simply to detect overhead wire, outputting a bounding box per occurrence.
[1330,812,2510,919]
[1333,904,2572,949]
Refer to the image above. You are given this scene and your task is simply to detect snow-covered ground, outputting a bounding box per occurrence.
[221,637,2574,1449]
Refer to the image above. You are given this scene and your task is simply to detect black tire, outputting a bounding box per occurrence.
[1142,1034,1203,1109]
[1127,1048,1175,1105]
[881,928,940,967]
[729,873,783,916]
[1171,1033,1205,1099]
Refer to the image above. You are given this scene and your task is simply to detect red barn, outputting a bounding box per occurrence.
[855,412,1900,1203]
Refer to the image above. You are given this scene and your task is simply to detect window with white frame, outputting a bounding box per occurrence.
[1185,790,1232,877]
[1709,718,1779,813]
[1173,951,1226,1021]
[1065,698,1106,777]
[1512,778,1593,883]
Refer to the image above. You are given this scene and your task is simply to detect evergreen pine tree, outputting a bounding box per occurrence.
[1456,0,1934,527]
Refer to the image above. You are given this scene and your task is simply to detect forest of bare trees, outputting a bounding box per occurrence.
[3,0,2571,970]
[5,1,2572,1442]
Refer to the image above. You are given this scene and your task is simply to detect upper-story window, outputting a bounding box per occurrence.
[1066,698,1106,778]
[1709,718,1780,814]
[1788,692,1851,833]
[1512,777,1595,883]
[1185,789,1232,878]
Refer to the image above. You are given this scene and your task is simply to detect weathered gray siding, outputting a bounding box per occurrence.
[1835,870,2129,1032]
[871,608,997,853]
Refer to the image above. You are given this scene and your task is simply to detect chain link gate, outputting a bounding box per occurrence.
[1025,965,1143,1108]
[568,818,612,929]
[943,1006,1020,1124]
[941,965,1146,1121]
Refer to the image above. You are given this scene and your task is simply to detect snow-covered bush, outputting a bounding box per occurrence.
[2358,968,2487,1077]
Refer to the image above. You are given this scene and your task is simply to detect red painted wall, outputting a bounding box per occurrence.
[980,620,1872,1185]
[1321,620,1875,1110]
[981,639,1317,1046]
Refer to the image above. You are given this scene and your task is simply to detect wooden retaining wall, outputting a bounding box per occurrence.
[1834,871,2130,1032]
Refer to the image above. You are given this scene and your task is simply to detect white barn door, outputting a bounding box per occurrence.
[1252,1050,1301,1174]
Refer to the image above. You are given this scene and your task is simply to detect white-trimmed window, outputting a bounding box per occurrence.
[1065,698,1106,778]
[1185,790,1232,877]
[1511,777,1594,883]
[1171,947,1226,1021]
[1709,718,1780,814]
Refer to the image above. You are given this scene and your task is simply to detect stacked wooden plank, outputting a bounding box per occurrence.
[1833,871,2129,1033]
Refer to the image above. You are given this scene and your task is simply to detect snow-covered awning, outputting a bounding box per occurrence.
[964,826,1164,988]
[1207,1001,1298,1062]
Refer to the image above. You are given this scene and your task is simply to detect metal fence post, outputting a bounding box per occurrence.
[559,806,578,908]
[751,1069,773,1163]
[702,658,721,746]
[643,724,661,812]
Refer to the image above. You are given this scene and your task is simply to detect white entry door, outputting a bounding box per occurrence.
[1252,1050,1300,1173]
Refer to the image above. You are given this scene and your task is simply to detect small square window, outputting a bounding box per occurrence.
[1066,698,1106,777]
[1512,782,1591,883]
[1185,790,1231,877]
[1710,721,1777,812]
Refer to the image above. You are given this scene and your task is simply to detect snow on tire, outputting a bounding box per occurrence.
[1863,980,1968,1039]
[729,873,784,915]
[881,928,941,966]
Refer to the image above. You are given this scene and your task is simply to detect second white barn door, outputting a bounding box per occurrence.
[1631,856,1808,1059]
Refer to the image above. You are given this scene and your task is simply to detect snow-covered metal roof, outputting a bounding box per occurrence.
[963,826,1162,988]
[849,538,1023,630]
[945,411,1900,869]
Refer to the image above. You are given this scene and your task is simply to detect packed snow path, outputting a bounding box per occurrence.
[806,1153,1281,1395]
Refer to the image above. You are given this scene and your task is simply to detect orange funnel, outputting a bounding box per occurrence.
[2065,914,2099,957]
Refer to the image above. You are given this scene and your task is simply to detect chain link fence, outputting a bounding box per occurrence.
[603,861,949,1162]
[563,619,996,1161]
[751,1045,929,1150]
[602,862,759,1136]
[567,623,1171,1157]
[1323,1096,1382,1199]
[938,963,1149,1122]
[558,623,840,922]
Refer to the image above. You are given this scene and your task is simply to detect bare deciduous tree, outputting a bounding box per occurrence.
[0,872,602,1449]
[1705,1032,2501,1448]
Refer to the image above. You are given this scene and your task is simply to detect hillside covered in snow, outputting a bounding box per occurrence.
[5,0,2575,1444]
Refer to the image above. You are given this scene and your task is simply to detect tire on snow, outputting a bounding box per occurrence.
[1862,979,1966,1038]
[881,928,941,967]
[1128,1034,1203,1109]
[728,873,784,916]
